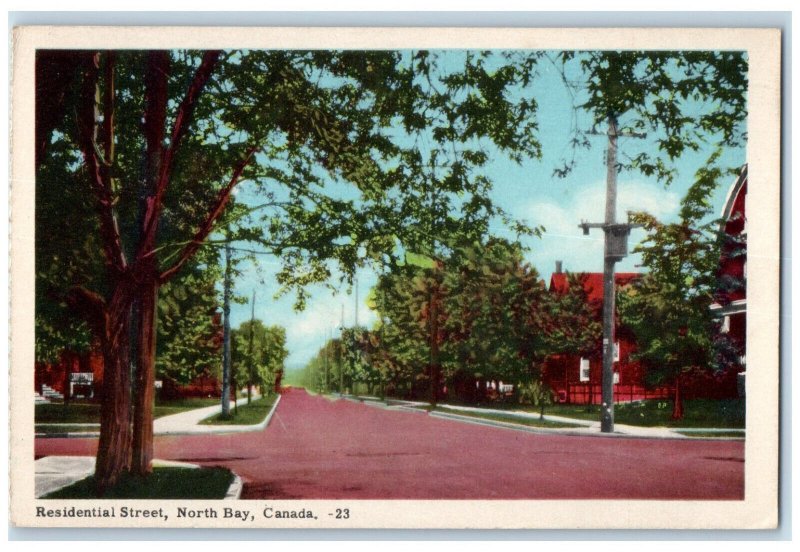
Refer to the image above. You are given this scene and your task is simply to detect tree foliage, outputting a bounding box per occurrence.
[440,240,548,383]
[543,273,603,359]
[300,239,550,401]
[554,51,747,182]
[156,258,222,386]
[618,156,732,418]
[232,320,288,392]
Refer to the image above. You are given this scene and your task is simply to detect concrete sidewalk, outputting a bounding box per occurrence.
[154,393,280,435]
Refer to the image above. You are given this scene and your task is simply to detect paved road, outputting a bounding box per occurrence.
[35,388,744,499]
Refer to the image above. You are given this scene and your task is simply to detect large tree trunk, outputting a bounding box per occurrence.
[131,277,159,475]
[93,288,134,494]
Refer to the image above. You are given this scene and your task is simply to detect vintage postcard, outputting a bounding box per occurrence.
[10,26,781,529]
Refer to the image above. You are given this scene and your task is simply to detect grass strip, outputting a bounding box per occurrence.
[153,398,220,418]
[43,467,234,499]
[35,424,100,435]
[200,395,277,425]
[673,430,745,439]
[36,398,221,424]
[512,399,745,429]
[434,408,582,429]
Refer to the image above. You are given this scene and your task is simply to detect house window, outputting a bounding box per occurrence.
[579,358,590,382]
[614,341,621,362]
[613,372,620,385]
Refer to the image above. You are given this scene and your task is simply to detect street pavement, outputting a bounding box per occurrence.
[35,387,744,500]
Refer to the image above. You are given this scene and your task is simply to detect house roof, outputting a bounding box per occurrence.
[720,164,747,226]
[549,272,640,302]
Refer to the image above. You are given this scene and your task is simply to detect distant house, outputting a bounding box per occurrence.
[35,347,104,400]
[35,310,225,401]
[709,165,747,396]
[542,263,670,405]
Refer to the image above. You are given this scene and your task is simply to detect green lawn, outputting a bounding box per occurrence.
[542,399,745,428]
[434,408,582,429]
[35,402,100,424]
[35,397,220,424]
[200,394,277,425]
[153,397,221,418]
[43,467,233,499]
[35,424,99,434]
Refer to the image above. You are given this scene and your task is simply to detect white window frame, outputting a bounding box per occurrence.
[579,358,590,382]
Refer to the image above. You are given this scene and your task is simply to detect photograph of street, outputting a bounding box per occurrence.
[30,45,749,504]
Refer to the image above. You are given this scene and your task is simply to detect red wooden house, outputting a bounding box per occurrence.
[35,346,104,400]
[542,263,670,405]
[710,165,747,396]
[35,311,225,401]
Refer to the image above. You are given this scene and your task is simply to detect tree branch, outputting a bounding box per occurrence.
[102,51,116,167]
[65,286,108,338]
[140,50,222,254]
[77,52,127,274]
[158,144,260,283]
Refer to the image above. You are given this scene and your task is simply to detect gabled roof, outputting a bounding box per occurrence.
[549,272,640,302]
[720,164,748,226]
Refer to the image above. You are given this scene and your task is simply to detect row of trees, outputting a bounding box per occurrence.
[231,320,289,401]
[35,48,747,492]
[299,239,601,403]
[298,162,746,419]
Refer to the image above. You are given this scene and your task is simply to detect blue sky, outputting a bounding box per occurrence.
[224,51,747,369]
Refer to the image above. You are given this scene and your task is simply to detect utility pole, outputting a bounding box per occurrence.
[579,114,643,433]
[339,304,345,394]
[221,238,232,417]
[324,326,330,393]
[348,278,359,395]
[246,290,256,404]
[354,277,359,328]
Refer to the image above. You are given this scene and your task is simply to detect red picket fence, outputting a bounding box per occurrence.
[564,383,672,405]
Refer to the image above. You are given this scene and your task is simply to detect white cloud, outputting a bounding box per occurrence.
[523,179,681,278]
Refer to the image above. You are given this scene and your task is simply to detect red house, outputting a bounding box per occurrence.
[542,263,670,405]
[35,346,104,400]
[35,310,225,402]
[710,165,747,396]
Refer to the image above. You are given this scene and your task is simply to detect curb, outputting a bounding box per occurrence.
[257,393,282,430]
[36,432,101,439]
[224,474,244,499]
[428,410,742,441]
[429,410,607,438]
[388,405,428,414]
